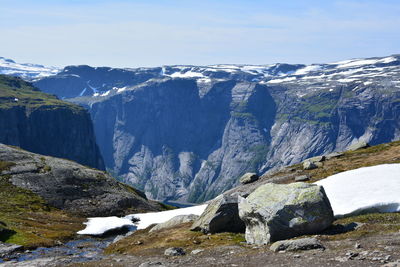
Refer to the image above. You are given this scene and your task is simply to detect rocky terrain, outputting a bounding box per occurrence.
[0,144,165,249]
[2,55,400,204]
[0,74,104,170]
[4,140,397,267]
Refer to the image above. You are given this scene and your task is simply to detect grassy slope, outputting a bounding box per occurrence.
[0,74,83,112]
[0,161,85,248]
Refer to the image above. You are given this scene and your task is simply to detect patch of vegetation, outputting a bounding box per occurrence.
[105,222,245,256]
[0,74,84,113]
[0,161,15,172]
[0,172,84,247]
[282,91,338,125]
[269,140,400,184]
[320,212,400,241]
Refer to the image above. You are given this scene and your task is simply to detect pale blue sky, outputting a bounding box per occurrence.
[1,0,399,68]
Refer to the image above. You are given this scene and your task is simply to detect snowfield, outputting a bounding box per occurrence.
[78,164,399,235]
[78,204,207,235]
[315,164,400,217]
[77,217,135,235]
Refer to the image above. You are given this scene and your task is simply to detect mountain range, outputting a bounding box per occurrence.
[1,55,399,203]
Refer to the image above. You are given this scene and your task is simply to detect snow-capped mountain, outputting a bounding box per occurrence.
[3,54,400,203]
[0,56,60,80]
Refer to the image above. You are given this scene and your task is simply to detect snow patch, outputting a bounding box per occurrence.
[315,164,400,217]
[267,77,297,84]
[294,65,321,75]
[335,57,397,69]
[170,71,204,78]
[127,204,207,230]
[78,204,207,235]
[77,217,135,235]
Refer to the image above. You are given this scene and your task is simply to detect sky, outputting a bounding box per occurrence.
[0,0,399,68]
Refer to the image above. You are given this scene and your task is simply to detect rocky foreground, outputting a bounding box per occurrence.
[0,144,165,249]
[1,141,399,266]
[66,141,400,267]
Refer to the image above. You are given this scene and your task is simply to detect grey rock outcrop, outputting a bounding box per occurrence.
[294,175,310,182]
[347,141,370,151]
[270,238,325,252]
[325,152,344,160]
[0,144,160,216]
[303,161,318,170]
[0,242,22,257]
[191,194,245,234]
[238,182,334,245]
[239,173,259,185]
[164,247,186,256]
[305,156,325,163]
[150,214,199,233]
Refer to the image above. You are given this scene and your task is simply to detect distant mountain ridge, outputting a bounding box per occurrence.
[3,55,400,203]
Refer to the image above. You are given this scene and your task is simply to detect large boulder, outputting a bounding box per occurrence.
[238,182,334,245]
[239,173,259,185]
[150,214,199,233]
[191,194,245,234]
[348,141,370,151]
[303,161,318,170]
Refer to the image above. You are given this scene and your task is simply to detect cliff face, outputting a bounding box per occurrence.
[32,55,400,203]
[0,75,104,170]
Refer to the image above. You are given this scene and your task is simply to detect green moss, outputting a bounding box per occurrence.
[0,161,15,172]
[0,173,84,247]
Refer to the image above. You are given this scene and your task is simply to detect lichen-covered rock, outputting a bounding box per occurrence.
[303,161,318,170]
[191,194,245,234]
[150,214,199,232]
[270,238,324,252]
[325,152,344,160]
[164,247,186,256]
[348,141,370,151]
[305,156,325,163]
[239,173,259,185]
[294,175,310,182]
[238,182,334,245]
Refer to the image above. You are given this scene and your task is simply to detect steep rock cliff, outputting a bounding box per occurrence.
[0,75,104,169]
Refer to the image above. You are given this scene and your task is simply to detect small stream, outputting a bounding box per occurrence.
[1,236,115,265]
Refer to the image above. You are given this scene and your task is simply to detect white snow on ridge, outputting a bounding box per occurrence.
[294,65,322,75]
[78,204,207,235]
[170,71,204,78]
[267,77,297,84]
[335,57,397,69]
[0,56,59,79]
[315,164,400,217]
